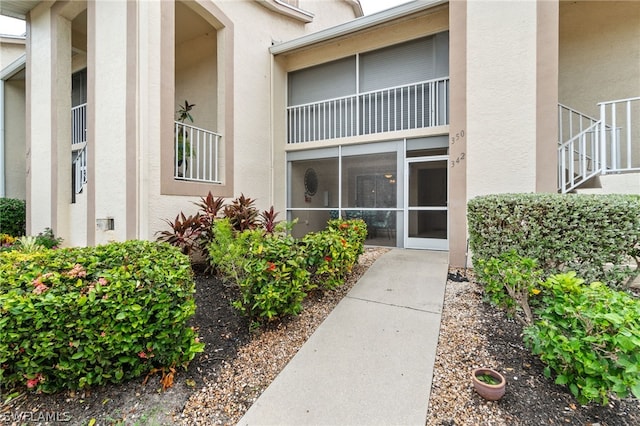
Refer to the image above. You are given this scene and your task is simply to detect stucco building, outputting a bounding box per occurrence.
[1,0,639,266]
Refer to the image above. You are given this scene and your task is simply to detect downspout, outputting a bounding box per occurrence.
[0,78,5,197]
[269,50,274,207]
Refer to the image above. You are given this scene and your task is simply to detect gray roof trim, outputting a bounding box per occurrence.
[270,0,447,55]
[1,53,26,80]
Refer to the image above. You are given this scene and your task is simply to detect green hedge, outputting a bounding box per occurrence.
[0,241,204,393]
[468,193,640,289]
[0,198,26,237]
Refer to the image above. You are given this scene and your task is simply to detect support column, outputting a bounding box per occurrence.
[536,0,559,192]
[448,0,468,267]
[92,0,129,245]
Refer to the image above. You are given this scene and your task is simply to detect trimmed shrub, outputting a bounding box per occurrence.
[0,198,26,237]
[477,250,543,326]
[209,219,308,321]
[209,218,367,322]
[303,219,367,291]
[468,193,640,289]
[0,240,204,393]
[523,272,640,405]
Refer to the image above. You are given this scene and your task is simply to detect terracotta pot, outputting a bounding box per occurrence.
[472,367,506,401]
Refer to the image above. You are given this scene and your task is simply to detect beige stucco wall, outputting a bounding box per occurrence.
[466,0,539,198]
[145,0,360,239]
[559,1,640,116]
[0,38,25,66]
[559,1,640,170]
[3,78,26,200]
[2,38,27,201]
[204,0,360,215]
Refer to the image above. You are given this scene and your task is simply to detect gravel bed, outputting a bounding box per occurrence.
[178,247,390,425]
[427,269,640,426]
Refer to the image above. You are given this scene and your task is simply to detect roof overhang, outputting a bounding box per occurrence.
[0,0,41,20]
[1,53,25,80]
[270,0,447,55]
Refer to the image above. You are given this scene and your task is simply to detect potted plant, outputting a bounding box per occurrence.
[175,100,195,172]
[472,367,506,401]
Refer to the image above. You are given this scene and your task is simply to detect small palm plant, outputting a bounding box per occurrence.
[176,100,196,165]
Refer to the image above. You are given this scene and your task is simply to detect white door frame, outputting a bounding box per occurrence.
[403,155,449,250]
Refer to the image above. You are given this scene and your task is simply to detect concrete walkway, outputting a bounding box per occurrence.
[238,249,449,426]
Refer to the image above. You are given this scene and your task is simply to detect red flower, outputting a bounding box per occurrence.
[340,223,349,229]
[266,262,276,272]
[138,351,148,359]
[33,283,49,295]
[324,256,332,262]
[26,373,43,389]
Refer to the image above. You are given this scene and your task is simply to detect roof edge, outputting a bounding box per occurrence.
[1,53,26,80]
[270,0,447,55]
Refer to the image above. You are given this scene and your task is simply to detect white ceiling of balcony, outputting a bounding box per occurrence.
[0,1,40,20]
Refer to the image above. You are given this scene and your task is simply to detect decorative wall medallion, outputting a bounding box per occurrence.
[304,168,318,196]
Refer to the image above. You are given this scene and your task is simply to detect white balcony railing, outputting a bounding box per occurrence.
[287,77,449,144]
[71,103,87,146]
[174,122,222,183]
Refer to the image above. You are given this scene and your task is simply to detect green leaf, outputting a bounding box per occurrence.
[631,382,640,399]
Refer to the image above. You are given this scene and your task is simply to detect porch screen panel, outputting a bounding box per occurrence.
[359,36,436,134]
[288,58,356,143]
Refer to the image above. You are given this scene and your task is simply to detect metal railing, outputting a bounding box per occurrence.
[287,77,449,144]
[72,145,88,197]
[558,97,639,193]
[71,103,87,145]
[558,121,602,193]
[599,96,640,174]
[174,122,222,183]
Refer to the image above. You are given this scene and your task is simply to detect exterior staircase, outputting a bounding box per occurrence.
[558,97,640,194]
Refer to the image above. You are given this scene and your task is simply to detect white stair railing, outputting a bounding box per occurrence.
[174,122,222,183]
[72,145,88,195]
[558,98,639,193]
[558,121,601,193]
[599,96,640,174]
[287,77,449,144]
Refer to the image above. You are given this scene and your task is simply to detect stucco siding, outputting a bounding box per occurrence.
[26,3,53,235]
[93,0,128,244]
[3,79,26,200]
[466,0,538,199]
[559,1,640,116]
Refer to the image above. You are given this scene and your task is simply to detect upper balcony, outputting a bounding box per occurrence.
[286,77,449,144]
[284,32,450,145]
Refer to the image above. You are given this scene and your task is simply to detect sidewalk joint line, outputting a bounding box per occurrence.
[345,295,442,315]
